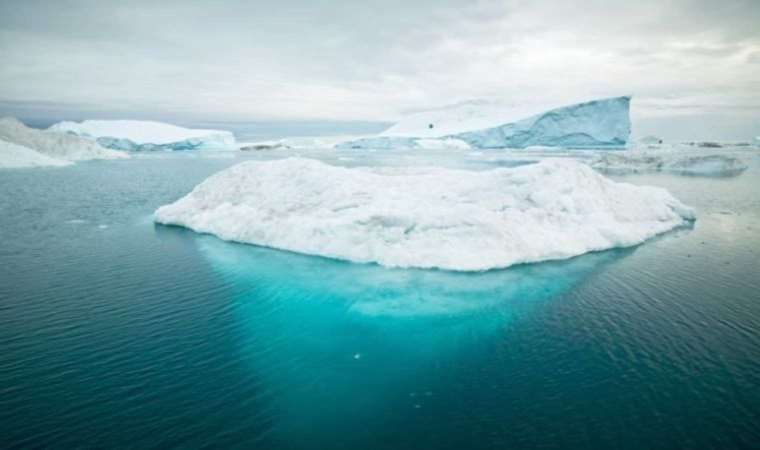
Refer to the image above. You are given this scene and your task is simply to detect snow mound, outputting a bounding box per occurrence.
[591,152,747,177]
[0,117,127,163]
[0,139,73,168]
[342,97,630,149]
[155,157,694,271]
[49,119,236,151]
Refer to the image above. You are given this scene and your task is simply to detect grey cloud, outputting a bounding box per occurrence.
[0,0,758,136]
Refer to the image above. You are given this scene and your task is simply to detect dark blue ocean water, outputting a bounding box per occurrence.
[1,151,760,449]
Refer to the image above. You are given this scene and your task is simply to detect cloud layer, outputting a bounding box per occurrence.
[1,0,758,137]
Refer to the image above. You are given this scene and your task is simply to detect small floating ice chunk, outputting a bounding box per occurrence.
[155,157,695,271]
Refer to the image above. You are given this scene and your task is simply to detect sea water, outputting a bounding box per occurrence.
[1,148,759,449]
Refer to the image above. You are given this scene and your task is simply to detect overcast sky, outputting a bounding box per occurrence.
[1,0,758,138]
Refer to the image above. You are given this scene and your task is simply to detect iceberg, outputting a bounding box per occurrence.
[48,120,236,151]
[591,151,748,177]
[0,117,127,166]
[155,157,694,271]
[340,97,631,150]
[0,139,73,168]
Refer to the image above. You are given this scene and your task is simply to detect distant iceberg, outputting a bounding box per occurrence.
[0,117,127,168]
[49,120,236,151]
[155,157,693,271]
[591,151,748,177]
[338,97,631,150]
[0,139,73,168]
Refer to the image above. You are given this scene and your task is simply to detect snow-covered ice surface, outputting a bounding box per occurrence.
[155,157,694,271]
[0,139,73,168]
[340,97,631,150]
[49,120,236,151]
[0,117,127,166]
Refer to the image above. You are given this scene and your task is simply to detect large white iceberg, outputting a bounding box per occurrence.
[155,157,694,271]
[338,97,631,150]
[0,117,127,167]
[49,119,236,151]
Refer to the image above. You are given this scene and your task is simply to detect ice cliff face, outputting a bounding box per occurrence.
[155,157,694,271]
[49,120,236,151]
[338,97,631,150]
[455,97,630,148]
[0,117,127,167]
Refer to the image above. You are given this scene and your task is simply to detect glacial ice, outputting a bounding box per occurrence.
[0,139,72,168]
[0,117,127,167]
[49,119,236,151]
[155,157,694,271]
[339,97,631,150]
[591,151,748,177]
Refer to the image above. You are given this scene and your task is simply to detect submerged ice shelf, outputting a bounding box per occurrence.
[155,157,694,271]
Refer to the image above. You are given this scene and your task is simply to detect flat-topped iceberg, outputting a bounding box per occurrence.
[339,97,631,150]
[49,119,236,151]
[155,157,694,271]
[0,117,127,168]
